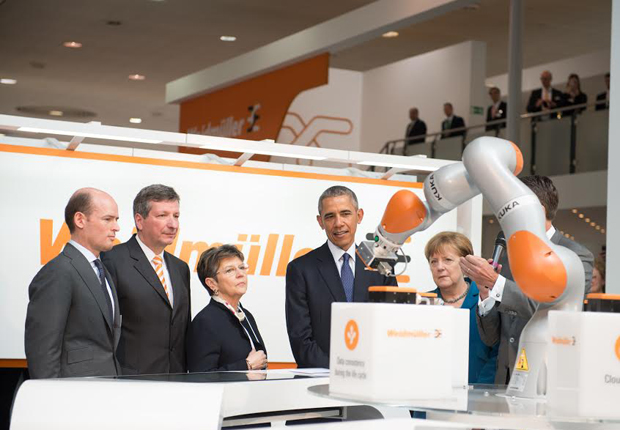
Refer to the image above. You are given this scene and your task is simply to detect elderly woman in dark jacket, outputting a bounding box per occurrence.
[187,245,267,372]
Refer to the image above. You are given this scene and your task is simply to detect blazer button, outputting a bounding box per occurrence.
[509,337,515,343]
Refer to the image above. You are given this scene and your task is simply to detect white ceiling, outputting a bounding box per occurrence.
[0,0,611,133]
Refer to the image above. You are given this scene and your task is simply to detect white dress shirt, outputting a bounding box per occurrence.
[68,240,115,316]
[327,240,356,277]
[136,234,174,306]
[478,226,556,316]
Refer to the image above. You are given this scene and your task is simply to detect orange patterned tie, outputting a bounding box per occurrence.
[152,255,172,305]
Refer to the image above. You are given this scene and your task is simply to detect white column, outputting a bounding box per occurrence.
[606,0,620,294]
[506,0,523,143]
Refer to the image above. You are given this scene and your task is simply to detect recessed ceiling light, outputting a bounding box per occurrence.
[63,41,83,49]
[578,213,584,219]
[601,229,606,234]
[488,219,494,224]
[596,225,601,230]
[0,78,17,85]
[129,118,142,124]
[128,74,146,81]
[220,35,237,42]
[585,218,591,223]
[382,31,399,38]
[49,110,64,117]
[571,209,578,213]
[590,222,596,227]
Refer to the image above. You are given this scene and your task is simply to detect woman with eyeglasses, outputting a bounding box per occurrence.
[187,244,267,372]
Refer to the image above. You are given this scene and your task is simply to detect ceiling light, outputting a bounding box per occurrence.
[382,31,399,38]
[48,110,64,117]
[590,222,596,227]
[489,219,494,224]
[585,218,590,223]
[63,41,83,49]
[601,229,606,234]
[570,236,575,240]
[0,78,17,85]
[220,36,237,42]
[596,225,601,230]
[571,209,578,213]
[578,214,584,219]
[17,126,162,144]
[128,74,146,81]
[129,118,142,124]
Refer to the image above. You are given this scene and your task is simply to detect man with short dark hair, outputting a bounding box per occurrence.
[25,188,121,378]
[441,103,466,138]
[102,184,191,375]
[285,185,397,368]
[485,87,507,132]
[460,175,593,384]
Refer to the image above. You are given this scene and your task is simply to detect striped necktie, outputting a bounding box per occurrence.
[152,255,172,306]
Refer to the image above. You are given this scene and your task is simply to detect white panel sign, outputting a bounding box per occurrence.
[0,146,457,361]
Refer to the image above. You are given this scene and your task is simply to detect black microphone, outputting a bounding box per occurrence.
[491,231,506,272]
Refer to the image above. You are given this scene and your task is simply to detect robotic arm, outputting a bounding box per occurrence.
[359,136,585,398]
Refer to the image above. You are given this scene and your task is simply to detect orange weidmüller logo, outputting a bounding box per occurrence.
[344,320,359,351]
[615,336,620,361]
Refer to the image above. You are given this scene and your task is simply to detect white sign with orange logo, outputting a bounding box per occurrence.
[329,302,468,401]
[0,142,464,362]
[548,310,620,418]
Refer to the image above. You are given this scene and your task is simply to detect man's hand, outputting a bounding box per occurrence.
[460,255,499,289]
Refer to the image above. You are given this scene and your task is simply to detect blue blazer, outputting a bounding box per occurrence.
[434,281,498,384]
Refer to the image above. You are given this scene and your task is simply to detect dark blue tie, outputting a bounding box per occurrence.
[93,259,113,322]
[341,253,354,302]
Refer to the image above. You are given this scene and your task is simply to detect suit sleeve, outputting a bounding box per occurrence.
[285,261,329,368]
[420,121,427,135]
[24,263,72,378]
[576,244,594,296]
[186,316,248,372]
[476,304,500,348]
[526,91,540,113]
[496,278,537,320]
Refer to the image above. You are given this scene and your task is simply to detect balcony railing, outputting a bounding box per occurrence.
[379,102,608,176]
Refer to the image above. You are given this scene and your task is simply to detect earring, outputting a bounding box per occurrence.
[213,289,219,296]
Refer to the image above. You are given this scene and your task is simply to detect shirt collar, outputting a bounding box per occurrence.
[327,240,356,263]
[546,225,556,239]
[135,233,160,263]
[68,239,98,264]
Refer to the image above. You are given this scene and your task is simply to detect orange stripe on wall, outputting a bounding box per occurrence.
[0,143,423,189]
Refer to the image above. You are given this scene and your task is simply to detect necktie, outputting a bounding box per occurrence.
[152,255,172,306]
[93,259,113,322]
[341,253,354,303]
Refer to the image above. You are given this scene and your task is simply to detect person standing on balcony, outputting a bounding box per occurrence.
[404,107,427,154]
[440,103,466,139]
[596,73,610,111]
[526,70,565,119]
[563,73,588,116]
[485,87,507,132]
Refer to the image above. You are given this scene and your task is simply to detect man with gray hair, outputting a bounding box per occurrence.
[285,185,397,368]
[102,184,191,374]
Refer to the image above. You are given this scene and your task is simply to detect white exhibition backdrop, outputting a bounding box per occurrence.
[0,145,459,362]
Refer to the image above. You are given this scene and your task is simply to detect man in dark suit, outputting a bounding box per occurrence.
[485,87,507,132]
[102,184,191,375]
[25,188,121,378]
[526,70,565,119]
[285,186,397,368]
[460,176,593,384]
[441,103,466,138]
[404,107,427,153]
[596,72,610,111]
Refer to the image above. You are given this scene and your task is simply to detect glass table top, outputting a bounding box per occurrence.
[101,370,314,383]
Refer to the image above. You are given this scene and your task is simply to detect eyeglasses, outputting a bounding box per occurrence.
[217,264,250,277]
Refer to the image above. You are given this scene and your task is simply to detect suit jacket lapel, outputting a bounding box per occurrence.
[103,268,121,348]
[164,252,183,315]
[316,242,347,302]
[353,251,373,302]
[64,243,114,331]
[128,236,172,307]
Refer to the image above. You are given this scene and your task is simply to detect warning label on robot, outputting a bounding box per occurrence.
[516,348,529,371]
